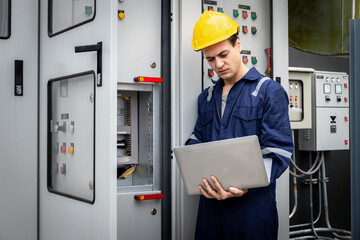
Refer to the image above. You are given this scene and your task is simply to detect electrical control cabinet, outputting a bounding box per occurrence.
[289,67,314,129]
[298,71,349,151]
[48,71,95,203]
[116,84,162,239]
[202,0,271,89]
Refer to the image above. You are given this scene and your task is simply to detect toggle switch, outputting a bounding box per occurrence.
[57,121,66,132]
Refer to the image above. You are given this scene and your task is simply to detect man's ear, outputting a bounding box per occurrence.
[236,38,242,52]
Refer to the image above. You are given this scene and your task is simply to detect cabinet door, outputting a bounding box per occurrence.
[39,0,117,239]
[0,0,38,239]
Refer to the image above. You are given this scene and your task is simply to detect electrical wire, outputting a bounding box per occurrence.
[290,170,322,229]
[321,152,351,239]
[289,151,323,177]
[289,147,298,219]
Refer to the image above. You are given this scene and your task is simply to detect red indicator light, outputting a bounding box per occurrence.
[242,56,248,64]
[242,11,248,19]
[345,139,349,145]
[134,194,164,201]
[208,69,215,77]
[134,76,163,83]
[344,83,348,88]
[345,116,349,122]
[344,96,348,102]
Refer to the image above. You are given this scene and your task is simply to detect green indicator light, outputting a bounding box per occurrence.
[85,6,93,15]
[54,144,59,153]
[233,10,239,18]
[218,8,224,13]
[252,58,257,64]
[251,13,257,20]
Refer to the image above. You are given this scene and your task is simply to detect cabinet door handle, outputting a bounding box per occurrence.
[75,42,102,87]
[14,60,23,96]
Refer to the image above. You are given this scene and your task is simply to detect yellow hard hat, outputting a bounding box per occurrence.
[191,11,240,51]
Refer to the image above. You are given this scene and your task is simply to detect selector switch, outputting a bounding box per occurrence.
[251,27,257,34]
[337,96,342,102]
[325,95,331,102]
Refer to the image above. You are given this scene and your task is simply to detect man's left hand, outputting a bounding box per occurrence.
[198,176,248,200]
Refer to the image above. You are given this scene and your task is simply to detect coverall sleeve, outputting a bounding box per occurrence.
[260,82,293,183]
[185,94,205,146]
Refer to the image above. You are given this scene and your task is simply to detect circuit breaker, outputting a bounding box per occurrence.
[298,71,349,151]
[48,71,95,203]
[202,0,271,89]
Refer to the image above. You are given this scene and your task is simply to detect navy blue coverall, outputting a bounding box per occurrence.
[186,67,293,240]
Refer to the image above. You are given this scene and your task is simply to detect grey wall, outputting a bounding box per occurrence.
[289,47,351,237]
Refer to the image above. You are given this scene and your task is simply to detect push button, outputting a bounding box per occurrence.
[242,11,248,19]
[68,144,74,155]
[242,56,248,64]
[61,143,66,154]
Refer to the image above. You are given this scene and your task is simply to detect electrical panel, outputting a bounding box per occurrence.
[289,67,314,129]
[48,71,95,203]
[298,71,349,151]
[117,90,155,187]
[202,0,271,89]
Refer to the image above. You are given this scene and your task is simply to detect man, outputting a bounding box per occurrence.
[186,11,293,239]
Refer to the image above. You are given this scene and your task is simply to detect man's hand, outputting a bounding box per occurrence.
[198,176,248,200]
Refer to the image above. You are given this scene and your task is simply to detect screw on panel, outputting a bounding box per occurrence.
[150,208,157,215]
[150,61,157,68]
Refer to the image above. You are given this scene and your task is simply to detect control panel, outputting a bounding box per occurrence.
[288,67,314,129]
[48,71,95,203]
[288,80,303,121]
[298,71,349,151]
[202,0,271,89]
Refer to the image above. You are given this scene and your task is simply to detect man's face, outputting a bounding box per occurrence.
[202,39,242,82]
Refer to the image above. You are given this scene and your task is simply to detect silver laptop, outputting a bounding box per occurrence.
[173,135,269,195]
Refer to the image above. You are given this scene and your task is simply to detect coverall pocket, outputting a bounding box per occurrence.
[199,111,214,141]
[233,107,262,136]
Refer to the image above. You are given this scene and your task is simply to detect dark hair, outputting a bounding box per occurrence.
[228,33,239,47]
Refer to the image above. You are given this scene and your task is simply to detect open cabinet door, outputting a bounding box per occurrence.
[39,0,117,239]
